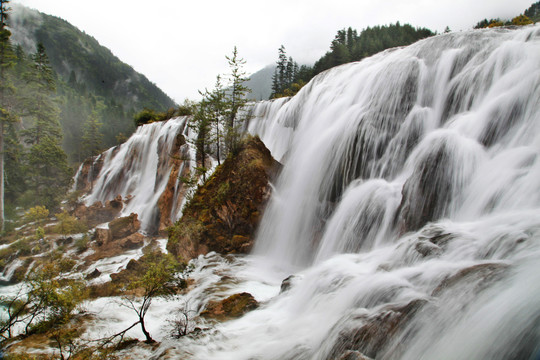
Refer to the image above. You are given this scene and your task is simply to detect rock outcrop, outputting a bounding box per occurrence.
[168,136,281,260]
[73,196,124,228]
[109,213,141,239]
[156,132,191,234]
[73,154,105,193]
[201,292,259,321]
[328,299,427,359]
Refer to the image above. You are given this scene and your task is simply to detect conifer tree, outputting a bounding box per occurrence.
[22,43,71,209]
[0,0,16,231]
[26,136,72,209]
[271,45,288,98]
[81,110,104,158]
[224,46,250,155]
[22,43,62,145]
[188,98,212,182]
[205,75,226,165]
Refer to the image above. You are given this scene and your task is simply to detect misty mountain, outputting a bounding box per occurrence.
[8,5,176,161]
[246,64,275,101]
[10,5,175,111]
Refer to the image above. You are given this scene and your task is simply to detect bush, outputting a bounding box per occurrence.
[512,14,533,26]
[75,234,90,253]
[53,211,88,238]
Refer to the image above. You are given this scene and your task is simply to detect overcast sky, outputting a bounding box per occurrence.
[12,0,534,102]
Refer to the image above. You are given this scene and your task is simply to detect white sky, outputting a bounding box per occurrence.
[12,0,534,102]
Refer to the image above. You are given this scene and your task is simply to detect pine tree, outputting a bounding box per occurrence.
[271,45,288,98]
[0,0,16,231]
[224,46,250,155]
[22,43,62,145]
[81,110,104,158]
[25,136,72,209]
[22,43,71,209]
[188,101,212,182]
[205,75,226,165]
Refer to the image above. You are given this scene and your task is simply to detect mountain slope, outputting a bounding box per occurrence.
[10,5,175,111]
[8,5,176,161]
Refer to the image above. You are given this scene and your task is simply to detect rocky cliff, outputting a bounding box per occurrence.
[167,136,280,260]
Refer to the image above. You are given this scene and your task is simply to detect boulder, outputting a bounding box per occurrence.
[94,227,112,246]
[109,213,140,240]
[118,232,145,250]
[201,292,259,321]
[86,268,101,280]
[328,299,427,359]
[74,196,124,228]
[280,275,299,293]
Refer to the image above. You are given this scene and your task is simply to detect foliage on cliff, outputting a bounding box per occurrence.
[474,1,538,28]
[271,23,434,98]
[168,135,280,260]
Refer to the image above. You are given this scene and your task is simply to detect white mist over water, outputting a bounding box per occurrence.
[180,26,540,359]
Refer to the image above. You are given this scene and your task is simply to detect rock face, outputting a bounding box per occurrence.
[156,133,191,234]
[168,136,281,260]
[73,196,124,228]
[201,292,259,321]
[73,154,105,193]
[328,299,427,359]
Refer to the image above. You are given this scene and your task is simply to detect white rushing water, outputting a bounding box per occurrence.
[59,25,540,360]
[81,117,193,232]
[170,26,540,359]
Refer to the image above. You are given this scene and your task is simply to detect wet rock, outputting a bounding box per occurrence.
[396,134,481,233]
[201,292,259,321]
[338,351,373,360]
[94,227,112,246]
[432,262,509,297]
[74,196,123,228]
[86,268,101,280]
[280,275,298,293]
[73,155,105,192]
[109,213,141,240]
[156,133,190,234]
[328,299,427,359]
[414,240,442,257]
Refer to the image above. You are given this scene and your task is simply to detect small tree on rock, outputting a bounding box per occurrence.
[120,252,181,343]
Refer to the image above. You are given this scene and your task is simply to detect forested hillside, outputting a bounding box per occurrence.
[270,22,434,98]
[9,5,176,161]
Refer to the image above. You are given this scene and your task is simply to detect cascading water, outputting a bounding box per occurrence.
[80,117,194,232]
[176,26,540,359]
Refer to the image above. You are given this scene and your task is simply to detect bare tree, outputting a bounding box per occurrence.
[168,299,196,338]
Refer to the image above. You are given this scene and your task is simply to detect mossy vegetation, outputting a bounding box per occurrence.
[168,135,280,260]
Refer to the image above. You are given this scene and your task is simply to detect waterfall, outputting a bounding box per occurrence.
[208,26,540,360]
[82,117,193,232]
[250,26,540,269]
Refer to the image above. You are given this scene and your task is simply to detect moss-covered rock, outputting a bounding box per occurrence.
[201,292,259,321]
[168,135,280,260]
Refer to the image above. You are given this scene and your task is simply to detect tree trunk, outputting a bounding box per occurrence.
[139,316,154,343]
[0,121,4,232]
